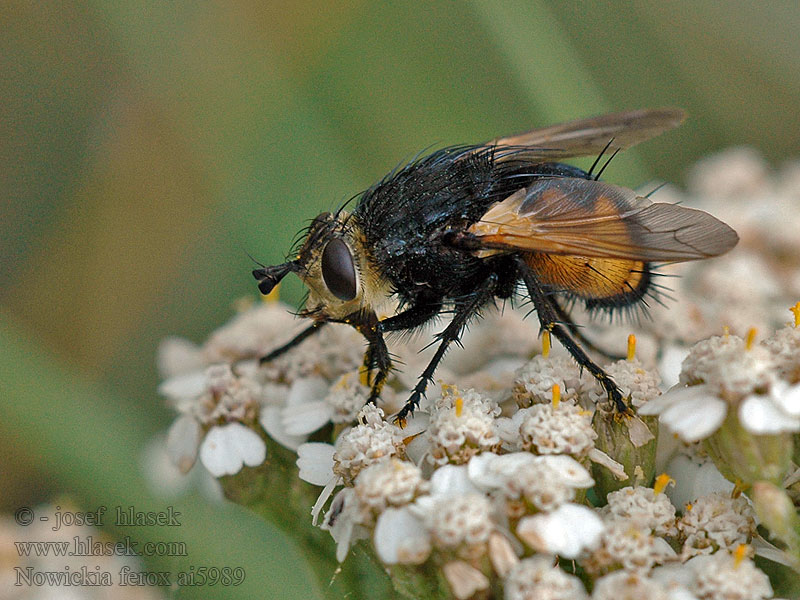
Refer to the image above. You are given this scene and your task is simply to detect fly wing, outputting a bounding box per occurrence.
[489,108,686,161]
[467,177,738,262]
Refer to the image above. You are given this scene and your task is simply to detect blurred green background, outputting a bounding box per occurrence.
[2,1,798,598]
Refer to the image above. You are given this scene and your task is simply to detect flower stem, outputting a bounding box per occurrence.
[219,435,393,598]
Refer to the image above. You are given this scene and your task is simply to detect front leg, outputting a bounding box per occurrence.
[343,311,392,406]
[395,274,498,423]
[360,299,442,389]
[259,321,327,364]
[378,297,442,333]
[358,322,392,406]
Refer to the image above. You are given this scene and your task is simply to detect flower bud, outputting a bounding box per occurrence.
[591,404,657,501]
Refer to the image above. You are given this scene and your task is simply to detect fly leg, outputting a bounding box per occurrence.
[360,299,444,405]
[514,256,629,413]
[259,321,327,364]
[354,316,392,406]
[379,298,442,333]
[552,300,625,361]
[395,274,498,424]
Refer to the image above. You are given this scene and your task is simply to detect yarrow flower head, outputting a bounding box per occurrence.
[591,570,680,600]
[688,547,773,600]
[512,351,591,407]
[354,458,428,515]
[504,555,588,600]
[333,404,406,485]
[676,492,756,559]
[515,400,597,458]
[159,363,266,477]
[640,325,799,486]
[580,520,676,576]
[426,386,501,465]
[762,315,800,382]
[602,483,677,537]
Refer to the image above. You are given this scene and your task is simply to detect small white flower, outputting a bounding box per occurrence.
[427,387,501,465]
[354,458,427,512]
[198,423,266,477]
[333,405,405,484]
[159,363,262,426]
[688,550,773,600]
[504,556,588,600]
[592,570,695,600]
[517,503,604,558]
[296,442,337,486]
[677,492,756,558]
[738,381,800,434]
[512,352,591,407]
[516,401,597,457]
[279,376,332,435]
[602,486,677,537]
[679,335,775,398]
[165,414,203,473]
[585,357,662,409]
[422,493,495,548]
[639,384,727,442]
[762,323,800,381]
[663,452,734,513]
[581,521,676,575]
[373,506,431,565]
[468,452,593,511]
[325,372,375,423]
[443,560,490,600]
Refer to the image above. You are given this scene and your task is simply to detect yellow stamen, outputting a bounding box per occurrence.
[551,384,560,409]
[263,283,281,303]
[441,382,456,396]
[723,325,730,338]
[745,327,757,350]
[792,301,800,328]
[455,396,464,417]
[733,544,748,568]
[627,334,636,362]
[542,331,551,358]
[732,480,747,498]
[685,502,693,512]
[653,473,673,495]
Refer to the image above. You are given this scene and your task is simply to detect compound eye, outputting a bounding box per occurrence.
[321,238,357,301]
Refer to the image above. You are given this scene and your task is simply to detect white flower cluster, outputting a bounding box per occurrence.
[640,325,800,442]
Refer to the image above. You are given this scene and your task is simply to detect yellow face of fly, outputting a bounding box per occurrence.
[296,212,390,323]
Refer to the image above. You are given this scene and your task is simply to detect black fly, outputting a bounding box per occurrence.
[253,109,738,423]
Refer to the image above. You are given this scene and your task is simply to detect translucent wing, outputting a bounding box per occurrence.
[488,108,686,162]
[467,177,738,262]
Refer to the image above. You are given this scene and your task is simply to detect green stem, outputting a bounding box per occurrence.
[219,435,394,598]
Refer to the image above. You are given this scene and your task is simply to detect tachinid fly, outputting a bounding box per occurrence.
[253,108,738,422]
